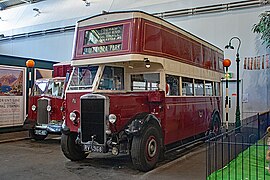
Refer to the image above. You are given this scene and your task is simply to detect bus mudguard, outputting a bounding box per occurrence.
[125,112,162,136]
[211,110,221,122]
[61,120,71,135]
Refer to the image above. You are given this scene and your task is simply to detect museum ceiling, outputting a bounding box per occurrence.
[0,0,44,10]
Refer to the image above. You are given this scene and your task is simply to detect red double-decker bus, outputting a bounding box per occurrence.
[61,11,224,171]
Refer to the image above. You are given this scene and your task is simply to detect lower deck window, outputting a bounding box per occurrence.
[214,82,220,96]
[182,77,193,96]
[205,81,213,96]
[131,73,160,91]
[98,66,124,90]
[166,74,179,96]
[194,79,204,96]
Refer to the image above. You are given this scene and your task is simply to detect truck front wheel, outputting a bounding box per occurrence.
[61,133,88,161]
[131,125,162,172]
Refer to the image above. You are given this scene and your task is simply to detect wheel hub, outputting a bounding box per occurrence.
[147,138,157,158]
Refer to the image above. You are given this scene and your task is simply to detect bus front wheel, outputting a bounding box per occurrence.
[131,124,161,172]
[61,133,88,161]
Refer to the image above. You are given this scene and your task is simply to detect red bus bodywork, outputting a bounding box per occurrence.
[23,62,71,140]
[61,11,224,171]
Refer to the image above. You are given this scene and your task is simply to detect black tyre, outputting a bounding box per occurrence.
[131,125,162,172]
[29,129,47,141]
[210,114,221,136]
[61,133,88,161]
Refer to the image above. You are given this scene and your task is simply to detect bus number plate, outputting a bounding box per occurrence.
[35,130,47,136]
[84,144,103,153]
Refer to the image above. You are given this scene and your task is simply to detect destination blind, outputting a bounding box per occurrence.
[83,25,123,54]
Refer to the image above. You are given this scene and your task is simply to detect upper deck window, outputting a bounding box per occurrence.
[83,25,123,54]
[68,66,98,90]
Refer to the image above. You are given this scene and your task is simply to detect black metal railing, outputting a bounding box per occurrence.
[206,111,270,179]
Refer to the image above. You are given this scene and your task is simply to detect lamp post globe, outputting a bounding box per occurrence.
[223,59,231,68]
[26,59,35,68]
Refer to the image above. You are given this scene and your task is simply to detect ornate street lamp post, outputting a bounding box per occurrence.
[26,59,35,89]
[225,37,241,129]
[223,59,231,132]
[26,59,35,114]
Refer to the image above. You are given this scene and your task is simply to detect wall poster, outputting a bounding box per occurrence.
[35,68,53,80]
[0,65,25,127]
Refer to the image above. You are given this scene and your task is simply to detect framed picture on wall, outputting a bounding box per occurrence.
[35,68,53,80]
[0,65,26,127]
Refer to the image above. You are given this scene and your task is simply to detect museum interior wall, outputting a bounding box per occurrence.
[0,55,56,128]
[0,0,269,120]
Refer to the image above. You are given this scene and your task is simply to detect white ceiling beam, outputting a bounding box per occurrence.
[20,0,33,3]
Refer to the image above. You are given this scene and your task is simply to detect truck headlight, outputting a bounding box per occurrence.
[108,114,117,124]
[69,112,77,122]
[47,105,52,112]
[31,105,36,111]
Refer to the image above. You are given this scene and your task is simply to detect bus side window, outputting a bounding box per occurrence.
[166,74,179,96]
[131,73,160,91]
[214,82,220,96]
[205,81,213,96]
[182,77,193,96]
[194,79,204,96]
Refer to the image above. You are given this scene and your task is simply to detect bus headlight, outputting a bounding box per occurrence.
[69,112,77,122]
[69,111,79,126]
[108,114,117,124]
[47,105,52,112]
[31,105,36,111]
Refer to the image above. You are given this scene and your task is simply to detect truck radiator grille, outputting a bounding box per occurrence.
[81,98,105,144]
[37,98,49,124]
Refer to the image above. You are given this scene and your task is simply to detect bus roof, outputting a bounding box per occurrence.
[77,11,222,53]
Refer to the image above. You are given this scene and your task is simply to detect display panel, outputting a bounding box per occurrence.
[0,66,25,127]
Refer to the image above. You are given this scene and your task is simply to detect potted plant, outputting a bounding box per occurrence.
[252,11,270,48]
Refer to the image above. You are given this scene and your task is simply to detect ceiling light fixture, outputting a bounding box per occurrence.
[144,58,151,68]
[82,0,91,6]
[33,8,41,17]
[128,62,134,69]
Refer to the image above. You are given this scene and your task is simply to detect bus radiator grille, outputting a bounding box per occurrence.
[80,98,105,144]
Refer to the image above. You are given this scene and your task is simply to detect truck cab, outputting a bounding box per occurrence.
[23,62,71,140]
